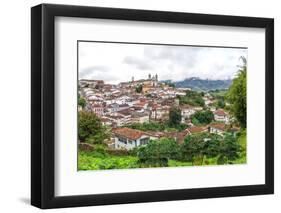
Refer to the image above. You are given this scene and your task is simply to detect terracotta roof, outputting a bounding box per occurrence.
[144,131,166,138]
[176,130,190,144]
[209,123,226,131]
[186,126,208,134]
[113,127,146,140]
[179,104,193,109]
[214,109,227,116]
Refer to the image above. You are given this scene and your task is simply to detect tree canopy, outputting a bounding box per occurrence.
[135,84,143,93]
[227,57,247,128]
[179,90,205,107]
[191,110,214,125]
[78,111,109,144]
[78,97,86,108]
[181,132,241,165]
[168,107,182,127]
[137,137,179,167]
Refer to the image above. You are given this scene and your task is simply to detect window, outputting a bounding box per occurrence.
[118,137,127,144]
[140,138,149,146]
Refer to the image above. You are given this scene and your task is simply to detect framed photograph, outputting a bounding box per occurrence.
[31,4,274,209]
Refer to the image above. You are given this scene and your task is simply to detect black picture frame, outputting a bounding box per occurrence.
[31,3,274,209]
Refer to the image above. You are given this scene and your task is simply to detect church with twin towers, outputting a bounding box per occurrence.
[131,73,158,88]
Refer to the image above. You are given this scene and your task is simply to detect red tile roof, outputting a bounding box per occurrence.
[186,126,208,134]
[209,123,226,131]
[214,109,227,116]
[112,127,146,140]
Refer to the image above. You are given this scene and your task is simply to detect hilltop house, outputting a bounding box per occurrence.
[209,123,226,135]
[113,127,150,150]
[150,105,170,121]
[214,109,229,123]
[180,105,196,122]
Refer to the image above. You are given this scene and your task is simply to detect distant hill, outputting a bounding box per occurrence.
[162,77,232,91]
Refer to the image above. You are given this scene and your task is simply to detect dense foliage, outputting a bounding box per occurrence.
[181,132,241,165]
[227,57,247,128]
[179,90,205,107]
[135,84,143,93]
[78,97,86,108]
[137,138,179,167]
[78,111,109,144]
[168,107,182,127]
[191,110,214,125]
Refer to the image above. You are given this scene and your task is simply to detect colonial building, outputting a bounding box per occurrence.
[209,123,226,136]
[214,109,229,123]
[91,104,104,116]
[113,127,150,150]
[180,104,197,122]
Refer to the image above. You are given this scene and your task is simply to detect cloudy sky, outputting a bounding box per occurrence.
[78,41,247,84]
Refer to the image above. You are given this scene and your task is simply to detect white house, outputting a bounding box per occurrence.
[180,105,196,122]
[150,105,170,121]
[214,109,229,123]
[209,123,226,136]
[113,127,150,150]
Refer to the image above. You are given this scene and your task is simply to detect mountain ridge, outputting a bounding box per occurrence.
[161,77,232,91]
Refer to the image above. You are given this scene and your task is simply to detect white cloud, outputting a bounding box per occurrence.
[78,42,247,84]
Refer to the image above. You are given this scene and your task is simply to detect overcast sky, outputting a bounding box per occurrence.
[78,42,247,84]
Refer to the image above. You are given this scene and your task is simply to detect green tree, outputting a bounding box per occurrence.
[181,133,225,165]
[78,97,86,108]
[78,111,109,144]
[227,57,247,128]
[179,90,205,107]
[217,133,241,164]
[168,107,182,127]
[191,110,214,125]
[137,138,179,167]
[216,99,225,109]
[181,133,210,165]
[135,84,143,93]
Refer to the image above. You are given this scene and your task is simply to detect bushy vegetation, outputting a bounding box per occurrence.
[78,151,139,170]
[191,110,214,125]
[227,57,247,128]
[135,84,143,93]
[78,97,86,108]
[78,132,245,171]
[168,107,182,127]
[179,90,205,107]
[78,111,110,144]
[137,138,180,167]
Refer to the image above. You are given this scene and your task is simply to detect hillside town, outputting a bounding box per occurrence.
[78,74,239,151]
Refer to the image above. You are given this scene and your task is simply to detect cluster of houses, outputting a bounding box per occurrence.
[79,75,238,150]
[113,123,239,150]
